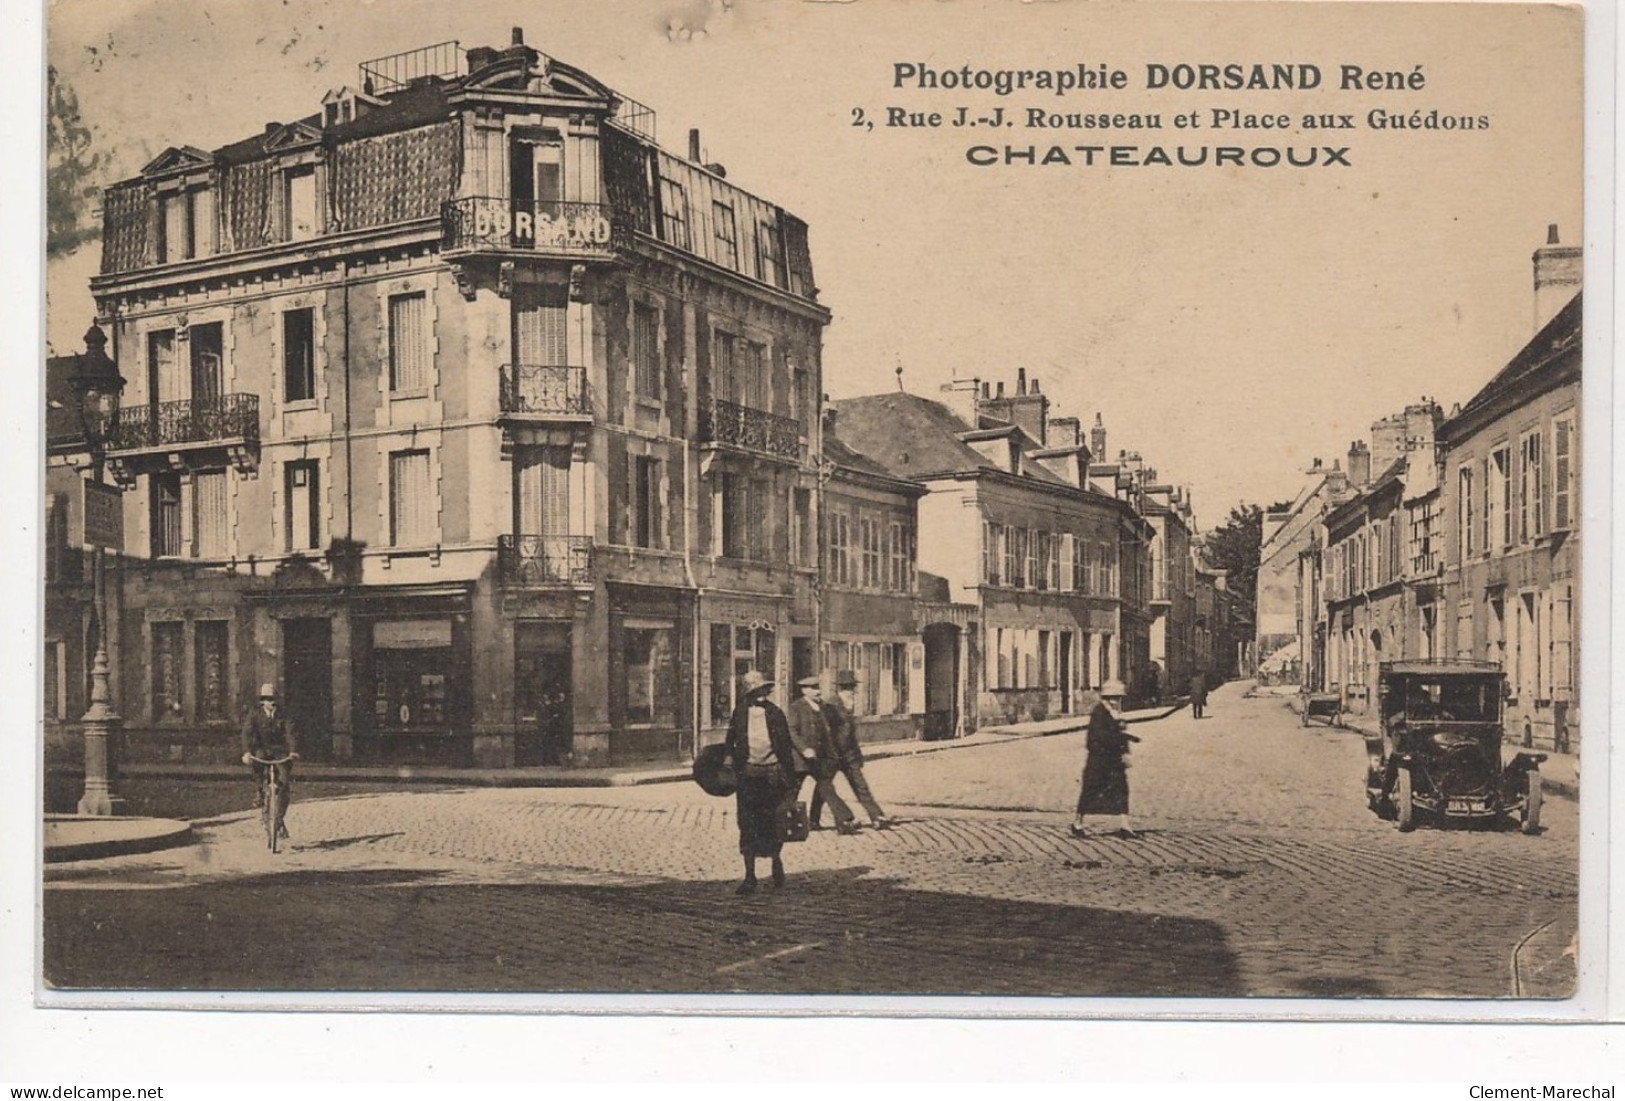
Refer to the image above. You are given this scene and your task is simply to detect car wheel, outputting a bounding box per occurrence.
[1395,768,1415,832]
[1521,771,1542,835]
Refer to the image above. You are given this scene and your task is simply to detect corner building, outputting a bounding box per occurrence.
[89,32,828,768]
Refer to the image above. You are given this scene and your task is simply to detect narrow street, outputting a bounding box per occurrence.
[44,682,1577,999]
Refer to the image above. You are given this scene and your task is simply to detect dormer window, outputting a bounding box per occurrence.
[157,184,215,263]
[283,165,317,240]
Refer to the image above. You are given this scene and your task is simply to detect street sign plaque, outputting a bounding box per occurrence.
[82,479,124,551]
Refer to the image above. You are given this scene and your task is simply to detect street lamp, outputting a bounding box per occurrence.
[71,323,125,816]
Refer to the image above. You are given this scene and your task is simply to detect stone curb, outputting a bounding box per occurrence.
[44,816,194,863]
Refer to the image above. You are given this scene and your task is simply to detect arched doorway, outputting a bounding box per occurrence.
[921,623,960,741]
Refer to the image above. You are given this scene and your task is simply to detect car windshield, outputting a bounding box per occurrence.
[1385,676,1501,722]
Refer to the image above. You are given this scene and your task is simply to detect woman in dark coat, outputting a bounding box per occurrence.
[724,669,805,894]
[1070,691,1142,839]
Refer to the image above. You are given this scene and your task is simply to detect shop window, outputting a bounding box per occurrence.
[283,308,316,403]
[373,619,453,732]
[194,620,230,723]
[624,623,679,727]
[151,621,185,722]
[709,623,775,725]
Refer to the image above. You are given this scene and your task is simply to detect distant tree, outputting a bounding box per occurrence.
[47,66,106,259]
[1203,503,1266,622]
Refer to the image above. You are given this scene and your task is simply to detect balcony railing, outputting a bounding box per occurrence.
[442,197,621,255]
[498,534,593,587]
[499,364,589,417]
[698,398,800,460]
[108,394,260,452]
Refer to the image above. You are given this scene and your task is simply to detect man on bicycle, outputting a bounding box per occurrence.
[241,682,300,838]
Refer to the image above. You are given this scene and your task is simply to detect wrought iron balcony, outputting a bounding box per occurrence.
[499,364,590,418]
[442,197,622,256]
[498,534,593,587]
[698,398,800,460]
[107,394,260,453]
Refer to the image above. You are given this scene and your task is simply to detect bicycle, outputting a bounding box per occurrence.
[245,752,297,853]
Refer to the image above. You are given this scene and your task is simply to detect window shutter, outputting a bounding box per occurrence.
[389,293,429,391]
[193,471,228,558]
[514,284,568,366]
[390,450,431,545]
[1551,585,1573,694]
[1552,418,1573,530]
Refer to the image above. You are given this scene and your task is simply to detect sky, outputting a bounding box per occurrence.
[44,0,1584,529]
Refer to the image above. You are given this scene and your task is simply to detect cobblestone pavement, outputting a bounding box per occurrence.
[44,683,1578,999]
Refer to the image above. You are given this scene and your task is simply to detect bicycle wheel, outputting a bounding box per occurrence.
[266,773,281,853]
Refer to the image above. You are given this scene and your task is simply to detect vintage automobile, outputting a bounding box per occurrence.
[1364,661,1545,833]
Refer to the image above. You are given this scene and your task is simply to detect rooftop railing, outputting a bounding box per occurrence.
[442,198,622,256]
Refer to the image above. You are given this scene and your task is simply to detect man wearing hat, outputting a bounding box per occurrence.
[724,669,800,893]
[788,675,860,835]
[816,670,893,830]
[241,682,300,835]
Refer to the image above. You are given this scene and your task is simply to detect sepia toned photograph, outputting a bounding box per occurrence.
[38,0,1591,1007]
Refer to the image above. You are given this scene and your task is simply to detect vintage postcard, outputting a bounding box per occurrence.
[37,0,1598,1016]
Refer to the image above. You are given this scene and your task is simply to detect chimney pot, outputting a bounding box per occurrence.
[996,382,1005,398]
[1017,367,1027,395]
[1031,379,1040,394]
[1548,223,1560,245]
[512,26,525,45]
[688,128,702,163]
[981,382,990,398]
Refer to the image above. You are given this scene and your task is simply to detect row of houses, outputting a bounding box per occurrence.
[44,31,1243,785]
[1254,227,1582,751]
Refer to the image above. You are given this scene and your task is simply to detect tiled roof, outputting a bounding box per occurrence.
[1446,292,1581,434]
[830,392,991,479]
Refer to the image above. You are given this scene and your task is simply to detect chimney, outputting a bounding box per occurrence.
[981,382,990,398]
[996,382,1005,398]
[938,378,982,429]
[1533,223,1582,333]
[466,45,497,71]
[1017,367,1027,395]
[1050,416,1081,448]
[511,26,525,45]
[1347,440,1370,486]
[1092,413,1107,462]
[688,128,702,163]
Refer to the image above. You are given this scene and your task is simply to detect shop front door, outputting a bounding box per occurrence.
[515,620,572,766]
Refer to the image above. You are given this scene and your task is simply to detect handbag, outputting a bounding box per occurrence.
[777,795,810,843]
[692,743,737,797]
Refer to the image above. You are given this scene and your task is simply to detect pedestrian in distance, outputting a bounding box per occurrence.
[1190,669,1209,719]
[1069,690,1142,840]
[241,682,300,838]
[724,669,802,894]
[788,675,861,835]
[815,670,894,831]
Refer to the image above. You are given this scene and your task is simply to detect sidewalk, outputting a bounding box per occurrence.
[116,703,1190,790]
[1278,693,1579,801]
[55,705,1190,860]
